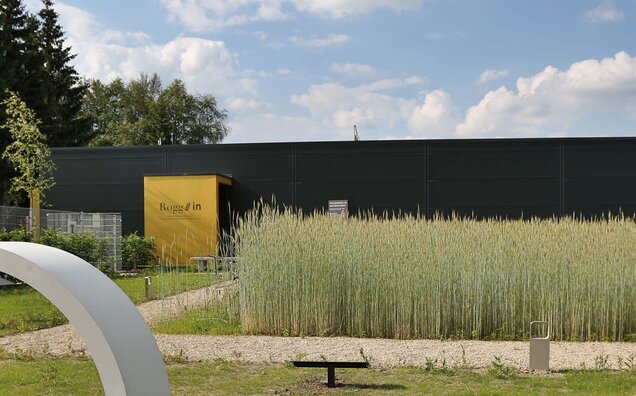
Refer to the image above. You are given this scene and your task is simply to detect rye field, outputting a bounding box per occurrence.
[232,207,636,341]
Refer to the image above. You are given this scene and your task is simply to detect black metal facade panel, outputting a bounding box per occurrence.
[47,137,636,235]
[429,179,560,206]
[296,180,426,213]
[167,145,293,181]
[429,205,560,219]
[563,140,636,216]
[296,152,425,182]
[53,149,166,185]
[230,181,294,211]
[429,150,560,179]
[565,178,636,204]
[565,147,636,177]
[47,185,144,210]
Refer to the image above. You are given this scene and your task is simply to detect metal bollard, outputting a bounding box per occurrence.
[529,321,550,371]
[144,276,153,300]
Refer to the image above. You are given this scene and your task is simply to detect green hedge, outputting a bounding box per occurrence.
[0,228,157,275]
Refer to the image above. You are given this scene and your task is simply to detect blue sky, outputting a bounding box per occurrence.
[27,0,636,142]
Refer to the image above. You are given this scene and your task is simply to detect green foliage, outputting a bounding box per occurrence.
[64,232,106,264]
[83,73,230,146]
[38,228,107,265]
[38,226,64,247]
[0,227,31,241]
[0,285,66,337]
[152,302,242,336]
[122,231,157,270]
[37,0,88,147]
[234,206,636,341]
[0,0,86,205]
[487,355,518,379]
[1,90,55,200]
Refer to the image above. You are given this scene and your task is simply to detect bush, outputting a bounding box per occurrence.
[39,228,66,249]
[1,227,111,276]
[0,228,31,242]
[39,228,107,266]
[65,233,107,264]
[122,232,156,270]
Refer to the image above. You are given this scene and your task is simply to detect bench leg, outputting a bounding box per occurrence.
[327,367,335,388]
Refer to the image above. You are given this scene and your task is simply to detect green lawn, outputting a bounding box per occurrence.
[152,304,242,336]
[1,353,636,395]
[0,272,219,337]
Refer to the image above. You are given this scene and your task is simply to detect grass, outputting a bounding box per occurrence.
[1,353,636,395]
[0,271,219,337]
[232,206,636,341]
[152,304,242,335]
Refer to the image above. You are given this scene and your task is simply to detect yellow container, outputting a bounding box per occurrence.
[143,174,232,265]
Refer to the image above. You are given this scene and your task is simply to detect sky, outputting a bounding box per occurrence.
[25,0,636,143]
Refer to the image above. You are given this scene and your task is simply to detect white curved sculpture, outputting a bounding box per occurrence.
[0,242,170,396]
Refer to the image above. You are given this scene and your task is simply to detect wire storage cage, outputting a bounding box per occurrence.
[45,212,123,271]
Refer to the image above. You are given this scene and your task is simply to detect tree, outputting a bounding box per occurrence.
[0,0,86,205]
[156,79,229,144]
[1,90,55,240]
[38,0,88,147]
[0,0,36,204]
[83,73,230,146]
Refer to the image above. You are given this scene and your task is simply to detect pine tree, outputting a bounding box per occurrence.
[0,0,29,95]
[38,0,88,147]
[0,0,35,204]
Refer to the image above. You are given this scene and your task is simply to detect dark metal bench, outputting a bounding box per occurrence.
[291,361,370,388]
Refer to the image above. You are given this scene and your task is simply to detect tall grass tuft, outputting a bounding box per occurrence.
[233,206,636,341]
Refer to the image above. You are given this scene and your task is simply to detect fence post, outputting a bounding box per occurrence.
[113,215,117,273]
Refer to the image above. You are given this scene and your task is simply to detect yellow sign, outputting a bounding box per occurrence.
[143,174,231,265]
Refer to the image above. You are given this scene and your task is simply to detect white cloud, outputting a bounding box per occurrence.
[291,0,424,18]
[276,68,292,75]
[225,97,272,113]
[456,52,636,137]
[291,78,426,136]
[407,90,458,138]
[290,52,636,141]
[331,62,377,77]
[161,0,290,32]
[161,0,426,31]
[225,113,329,142]
[477,68,509,84]
[359,76,426,91]
[289,34,350,49]
[585,1,624,23]
[56,3,257,96]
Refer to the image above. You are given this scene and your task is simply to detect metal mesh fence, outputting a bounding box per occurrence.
[45,212,122,271]
[0,206,30,230]
[0,206,122,271]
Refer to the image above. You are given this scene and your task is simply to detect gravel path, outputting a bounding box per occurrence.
[2,285,636,371]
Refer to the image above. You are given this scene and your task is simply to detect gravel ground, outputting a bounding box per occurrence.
[2,285,636,371]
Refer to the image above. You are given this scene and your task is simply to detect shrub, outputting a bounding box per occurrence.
[64,233,107,264]
[39,228,107,266]
[39,228,66,249]
[122,232,156,270]
[0,228,31,242]
[0,227,111,276]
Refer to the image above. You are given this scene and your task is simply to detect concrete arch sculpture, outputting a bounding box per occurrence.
[0,242,170,396]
